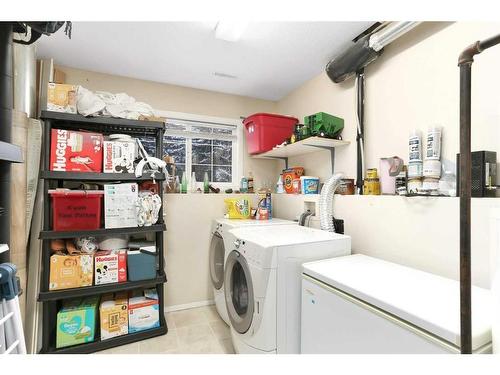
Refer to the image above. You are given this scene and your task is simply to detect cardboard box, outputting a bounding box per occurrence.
[56,296,99,348]
[49,253,93,291]
[128,289,160,333]
[100,293,128,340]
[47,82,77,113]
[104,183,138,228]
[103,141,136,174]
[94,250,127,285]
[50,129,103,172]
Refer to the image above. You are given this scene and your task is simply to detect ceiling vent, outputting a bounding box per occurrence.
[214,72,237,79]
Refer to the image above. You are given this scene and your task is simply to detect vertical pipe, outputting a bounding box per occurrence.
[459,63,472,354]
[356,70,365,195]
[0,23,13,264]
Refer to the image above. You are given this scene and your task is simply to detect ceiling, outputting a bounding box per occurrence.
[36,22,374,101]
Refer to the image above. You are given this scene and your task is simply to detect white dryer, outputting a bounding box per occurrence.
[209,218,296,325]
[224,225,351,353]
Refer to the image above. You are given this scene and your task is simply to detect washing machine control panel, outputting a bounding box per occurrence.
[234,239,268,268]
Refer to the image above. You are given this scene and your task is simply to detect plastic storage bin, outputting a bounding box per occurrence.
[243,113,298,154]
[49,189,104,231]
[127,248,157,281]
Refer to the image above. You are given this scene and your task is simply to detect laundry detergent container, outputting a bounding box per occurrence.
[127,248,157,281]
[49,189,104,231]
[243,113,298,154]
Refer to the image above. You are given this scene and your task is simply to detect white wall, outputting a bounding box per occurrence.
[276,22,500,182]
[273,194,500,289]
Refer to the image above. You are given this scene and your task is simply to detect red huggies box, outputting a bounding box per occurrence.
[50,129,103,172]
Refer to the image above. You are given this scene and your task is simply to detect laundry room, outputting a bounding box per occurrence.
[1,1,500,373]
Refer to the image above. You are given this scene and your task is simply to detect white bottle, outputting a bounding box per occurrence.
[408,129,422,162]
[276,174,284,193]
[426,125,442,160]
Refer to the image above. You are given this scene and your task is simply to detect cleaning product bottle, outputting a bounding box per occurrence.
[181,171,187,194]
[203,172,209,193]
[191,172,197,193]
[247,171,254,193]
[276,174,284,193]
[240,176,248,193]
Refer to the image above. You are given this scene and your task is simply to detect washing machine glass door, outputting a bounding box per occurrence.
[209,231,225,290]
[225,250,254,334]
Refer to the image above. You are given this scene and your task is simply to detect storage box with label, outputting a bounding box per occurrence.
[100,293,129,340]
[47,83,78,114]
[56,296,99,348]
[103,140,136,174]
[128,289,160,333]
[104,183,138,228]
[49,253,93,290]
[50,129,103,172]
[94,250,127,285]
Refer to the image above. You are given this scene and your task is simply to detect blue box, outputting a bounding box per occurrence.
[127,247,157,281]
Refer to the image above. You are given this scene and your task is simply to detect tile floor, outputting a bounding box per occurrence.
[98,305,235,354]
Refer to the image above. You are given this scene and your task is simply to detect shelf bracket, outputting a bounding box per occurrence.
[302,144,336,175]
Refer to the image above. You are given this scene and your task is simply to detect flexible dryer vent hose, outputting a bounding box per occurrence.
[319,173,344,232]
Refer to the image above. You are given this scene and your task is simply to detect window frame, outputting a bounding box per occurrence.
[155,109,244,190]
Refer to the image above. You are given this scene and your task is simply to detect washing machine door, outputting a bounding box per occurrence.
[209,231,225,290]
[225,250,254,334]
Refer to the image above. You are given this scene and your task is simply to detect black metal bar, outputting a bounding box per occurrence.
[0,22,13,263]
[356,70,365,195]
[457,33,500,354]
[459,63,472,354]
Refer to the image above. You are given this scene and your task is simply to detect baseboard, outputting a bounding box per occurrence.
[165,299,215,313]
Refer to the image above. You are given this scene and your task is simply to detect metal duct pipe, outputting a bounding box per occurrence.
[458,33,500,354]
[368,22,420,52]
[13,42,36,118]
[0,22,13,263]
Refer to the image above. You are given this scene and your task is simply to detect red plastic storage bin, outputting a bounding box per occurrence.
[49,189,104,231]
[243,113,298,155]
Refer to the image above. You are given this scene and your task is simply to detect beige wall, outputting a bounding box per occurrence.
[57,65,280,190]
[276,22,500,181]
[274,22,500,289]
[55,22,500,308]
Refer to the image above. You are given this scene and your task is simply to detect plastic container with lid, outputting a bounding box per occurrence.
[243,113,298,154]
[49,189,104,231]
[300,176,320,194]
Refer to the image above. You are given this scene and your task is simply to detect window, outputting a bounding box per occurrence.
[140,112,242,188]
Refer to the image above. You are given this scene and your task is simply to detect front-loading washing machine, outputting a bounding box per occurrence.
[209,218,296,325]
[224,225,351,353]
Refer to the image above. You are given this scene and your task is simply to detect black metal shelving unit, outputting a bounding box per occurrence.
[38,111,168,354]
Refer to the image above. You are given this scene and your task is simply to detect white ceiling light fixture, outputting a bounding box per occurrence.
[214,21,249,42]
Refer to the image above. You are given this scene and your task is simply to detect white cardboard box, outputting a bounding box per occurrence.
[104,183,138,228]
[103,141,135,174]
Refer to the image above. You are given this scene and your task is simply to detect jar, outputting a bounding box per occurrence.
[408,161,423,178]
[423,159,441,179]
[395,167,408,196]
[363,169,380,195]
[422,177,439,194]
[407,178,422,194]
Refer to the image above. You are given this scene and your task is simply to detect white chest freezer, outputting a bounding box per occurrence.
[301,254,492,354]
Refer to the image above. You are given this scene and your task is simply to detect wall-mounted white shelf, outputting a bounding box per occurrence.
[251,136,350,173]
